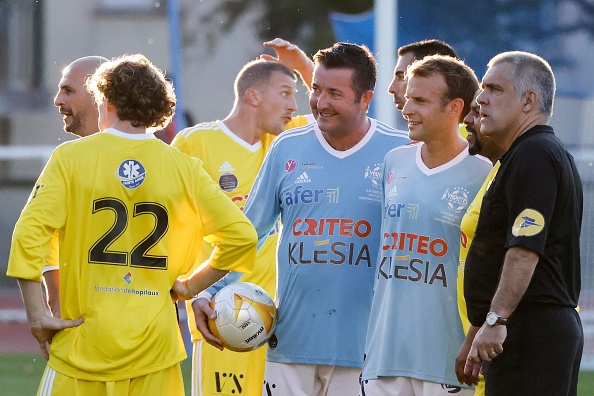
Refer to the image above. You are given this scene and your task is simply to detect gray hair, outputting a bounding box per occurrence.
[488,51,555,118]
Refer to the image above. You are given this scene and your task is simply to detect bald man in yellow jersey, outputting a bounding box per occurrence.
[455,91,505,395]
[43,55,108,317]
[171,39,314,396]
[8,54,257,396]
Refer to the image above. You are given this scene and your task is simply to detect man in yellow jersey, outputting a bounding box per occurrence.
[43,56,108,317]
[7,53,257,396]
[455,90,505,395]
[171,39,314,396]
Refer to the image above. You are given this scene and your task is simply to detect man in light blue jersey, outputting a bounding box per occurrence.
[361,55,492,396]
[193,42,409,396]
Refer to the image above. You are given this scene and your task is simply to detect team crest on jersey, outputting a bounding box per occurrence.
[387,172,395,185]
[364,163,383,187]
[441,187,470,212]
[359,163,383,202]
[219,173,238,192]
[116,159,146,189]
[435,186,470,226]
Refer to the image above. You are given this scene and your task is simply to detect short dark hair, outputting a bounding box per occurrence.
[235,60,296,98]
[408,55,478,122]
[88,54,176,131]
[312,42,376,102]
[398,39,458,61]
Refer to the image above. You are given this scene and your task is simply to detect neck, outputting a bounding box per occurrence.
[498,115,548,152]
[322,117,371,151]
[105,119,146,135]
[223,107,266,145]
[420,126,467,169]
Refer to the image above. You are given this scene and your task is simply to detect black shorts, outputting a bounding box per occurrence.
[483,303,583,396]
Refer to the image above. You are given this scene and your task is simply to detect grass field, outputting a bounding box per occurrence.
[0,355,193,395]
[0,354,593,395]
[0,355,594,396]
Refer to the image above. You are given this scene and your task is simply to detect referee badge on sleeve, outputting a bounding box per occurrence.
[512,208,545,237]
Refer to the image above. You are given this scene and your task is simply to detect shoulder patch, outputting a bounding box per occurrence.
[512,209,545,237]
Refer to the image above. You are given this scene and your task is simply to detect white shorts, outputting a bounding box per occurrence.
[360,376,474,396]
[263,361,361,396]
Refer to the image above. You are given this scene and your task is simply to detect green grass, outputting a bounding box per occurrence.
[0,354,193,396]
[1,354,593,395]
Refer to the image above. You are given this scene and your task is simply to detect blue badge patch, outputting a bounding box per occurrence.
[116,159,146,189]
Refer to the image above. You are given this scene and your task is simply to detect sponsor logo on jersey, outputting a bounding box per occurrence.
[218,161,235,173]
[288,218,373,266]
[94,284,160,296]
[219,173,238,192]
[214,372,244,394]
[295,172,311,184]
[284,185,339,206]
[512,208,545,237]
[115,159,146,189]
[385,202,420,219]
[364,163,382,187]
[379,232,449,287]
[123,272,132,284]
[300,161,323,170]
[285,159,296,172]
[387,185,398,197]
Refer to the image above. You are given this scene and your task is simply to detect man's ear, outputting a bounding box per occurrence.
[523,91,538,112]
[448,97,464,118]
[360,90,374,110]
[245,88,261,106]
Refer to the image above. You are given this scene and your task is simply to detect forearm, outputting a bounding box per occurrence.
[490,245,539,318]
[295,61,313,90]
[17,279,49,324]
[181,261,229,299]
[42,270,60,317]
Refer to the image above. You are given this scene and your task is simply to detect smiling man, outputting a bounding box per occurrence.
[44,56,108,318]
[191,42,409,396]
[54,56,107,137]
[362,55,491,396]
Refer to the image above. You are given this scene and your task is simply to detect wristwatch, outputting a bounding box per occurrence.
[486,311,508,326]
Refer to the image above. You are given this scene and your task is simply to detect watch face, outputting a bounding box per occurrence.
[486,312,498,326]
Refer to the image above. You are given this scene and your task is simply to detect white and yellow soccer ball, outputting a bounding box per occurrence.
[208,282,277,352]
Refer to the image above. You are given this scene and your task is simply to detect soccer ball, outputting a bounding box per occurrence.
[208,282,277,352]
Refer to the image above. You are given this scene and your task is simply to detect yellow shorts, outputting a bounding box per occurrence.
[37,363,184,396]
[192,339,266,396]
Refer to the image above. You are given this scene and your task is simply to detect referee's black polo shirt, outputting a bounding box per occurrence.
[464,125,582,327]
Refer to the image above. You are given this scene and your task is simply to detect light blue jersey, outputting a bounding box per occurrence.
[362,143,491,385]
[243,119,409,368]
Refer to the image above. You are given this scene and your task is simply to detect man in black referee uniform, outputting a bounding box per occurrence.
[463,51,583,395]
